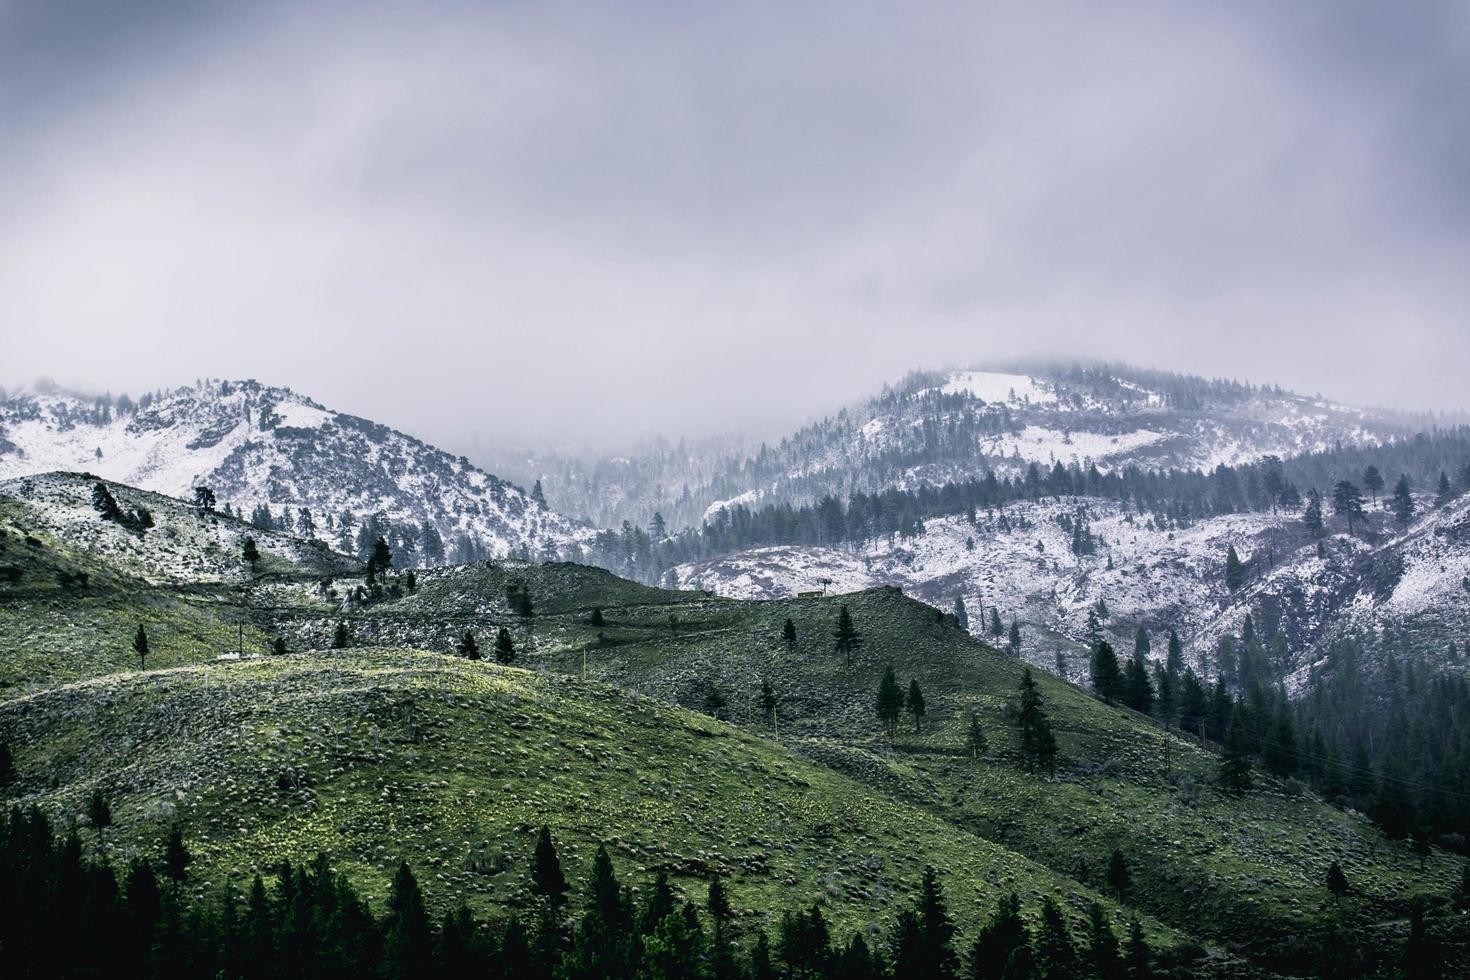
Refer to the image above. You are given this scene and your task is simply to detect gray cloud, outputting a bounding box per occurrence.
[2,1,1468,453]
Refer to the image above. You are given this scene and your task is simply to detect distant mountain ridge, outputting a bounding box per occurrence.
[0,378,592,566]
[492,361,1419,532]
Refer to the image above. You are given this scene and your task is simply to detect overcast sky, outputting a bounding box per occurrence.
[3,1,1469,453]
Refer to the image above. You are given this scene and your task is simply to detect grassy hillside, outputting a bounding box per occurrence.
[0,651,1177,955]
[2,475,1461,974]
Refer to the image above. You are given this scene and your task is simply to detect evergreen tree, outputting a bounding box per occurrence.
[368,536,393,584]
[1090,641,1122,705]
[590,606,605,627]
[1033,896,1078,980]
[193,486,216,512]
[272,636,287,655]
[953,596,969,631]
[969,892,1029,980]
[1224,545,1245,592]
[530,479,548,508]
[0,741,15,790]
[1392,474,1416,527]
[1326,860,1349,898]
[494,627,516,665]
[782,617,797,650]
[1304,489,1325,536]
[1085,903,1125,980]
[1218,705,1252,794]
[164,823,191,889]
[832,605,862,665]
[242,537,260,573]
[1332,480,1365,534]
[966,714,989,760]
[1016,668,1058,774]
[1263,704,1297,776]
[989,608,1004,637]
[1437,470,1455,506]
[132,624,149,670]
[384,861,433,977]
[1106,849,1131,899]
[707,873,732,922]
[1363,465,1384,504]
[760,679,778,729]
[1123,652,1153,714]
[906,679,927,732]
[87,789,112,837]
[890,866,958,979]
[1008,619,1022,654]
[530,826,568,906]
[332,622,350,648]
[1165,628,1183,677]
[876,667,903,737]
[458,631,481,661]
[1125,918,1152,980]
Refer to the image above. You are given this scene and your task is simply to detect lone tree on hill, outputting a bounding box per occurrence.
[1016,668,1058,774]
[458,631,481,661]
[132,624,149,670]
[494,627,516,665]
[531,826,568,906]
[966,714,988,760]
[1326,861,1349,899]
[332,622,350,648]
[589,607,605,627]
[192,486,216,512]
[906,679,927,732]
[87,789,112,838]
[242,537,260,573]
[833,605,862,665]
[783,617,798,650]
[876,666,903,737]
[760,679,778,729]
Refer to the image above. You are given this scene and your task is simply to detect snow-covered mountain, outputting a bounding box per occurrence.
[499,362,1420,532]
[674,484,1470,688]
[0,379,592,565]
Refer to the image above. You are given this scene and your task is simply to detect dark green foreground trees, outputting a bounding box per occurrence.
[0,806,1165,980]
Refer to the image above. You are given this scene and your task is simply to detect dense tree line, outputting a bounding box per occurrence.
[0,805,1180,979]
[577,428,1470,585]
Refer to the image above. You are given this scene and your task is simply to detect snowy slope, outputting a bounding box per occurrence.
[675,491,1470,687]
[0,380,593,564]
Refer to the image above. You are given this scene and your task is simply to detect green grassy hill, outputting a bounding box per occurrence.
[1,475,1462,975]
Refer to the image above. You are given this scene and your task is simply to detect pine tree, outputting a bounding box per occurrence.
[132,624,149,669]
[1090,641,1122,705]
[458,631,481,661]
[271,636,287,655]
[970,892,1029,980]
[1392,474,1416,527]
[590,606,605,627]
[530,479,548,508]
[891,866,959,979]
[707,873,732,922]
[0,741,15,790]
[164,823,191,889]
[1438,471,1456,506]
[1017,668,1058,774]
[332,622,349,648]
[494,627,516,665]
[1326,860,1349,898]
[953,596,969,631]
[783,617,797,650]
[1363,465,1384,504]
[383,861,433,977]
[989,608,1004,637]
[368,536,393,584]
[87,789,112,837]
[530,826,568,906]
[876,667,903,737]
[1332,480,1365,534]
[833,605,862,665]
[1125,918,1152,980]
[1106,849,1131,899]
[1033,896,1078,980]
[192,486,216,512]
[1304,489,1324,536]
[1123,652,1153,714]
[906,679,927,732]
[1085,903,1125,980]
[1224,545,1245,592]
[760,679,778,729]
[1264,704,1297,776]
[1008,619,1022,654]
[242,536,260,573]
[1218,705,1252,794]
[966,714,989,760]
